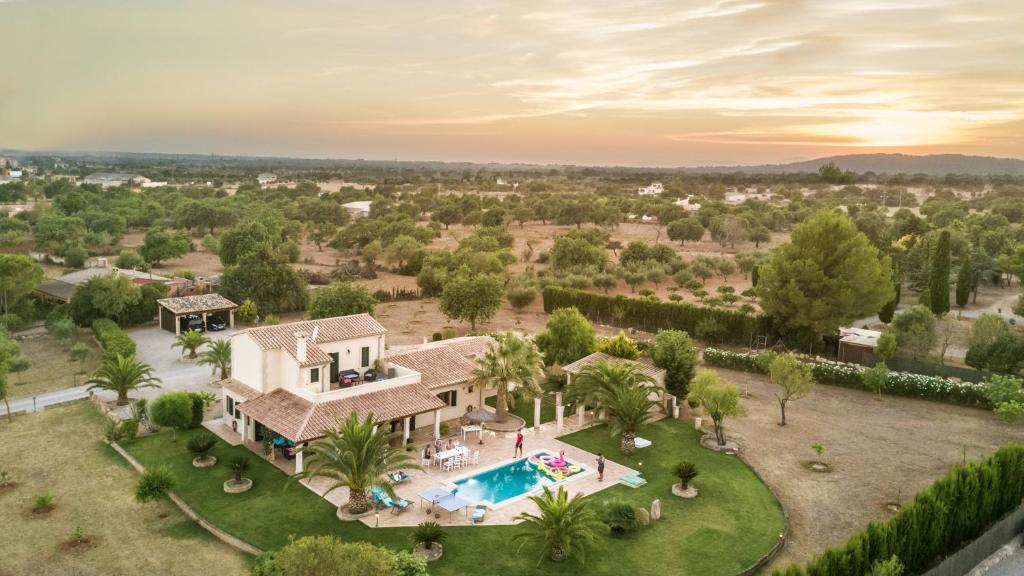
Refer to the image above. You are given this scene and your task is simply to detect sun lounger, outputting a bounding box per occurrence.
[470,505,487,525]
[619,474,647,488]
[389,471,411,484]
[634,437,652,449]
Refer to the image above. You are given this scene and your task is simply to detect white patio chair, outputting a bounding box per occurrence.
[442,458,455,472]
[471,450,480,465]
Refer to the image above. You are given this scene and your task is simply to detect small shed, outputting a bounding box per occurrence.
[157,294,238,334]
[837,327,882,366]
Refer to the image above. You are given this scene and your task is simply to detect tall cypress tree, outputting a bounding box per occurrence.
[955,253,972,308]
[928,230,951,315]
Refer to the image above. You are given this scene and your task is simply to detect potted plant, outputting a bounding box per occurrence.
[224,456,253,493]
[412,521,446,561]
[187,431,218,468]
[671,461,699,498]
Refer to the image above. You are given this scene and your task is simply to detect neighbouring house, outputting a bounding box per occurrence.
[837,327,882,366]
[342,200,372,218]
[34,264,173,304]
[82,173,151,187]
[638,182,664,196]
[257,172,278,185]
[221,315,496,473]
[673,195,701,211]
[157,293,238,334]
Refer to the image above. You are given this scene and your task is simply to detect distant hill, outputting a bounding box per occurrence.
[686,154,1024,176]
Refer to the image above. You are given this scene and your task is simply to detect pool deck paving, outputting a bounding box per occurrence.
[205,416,639,527]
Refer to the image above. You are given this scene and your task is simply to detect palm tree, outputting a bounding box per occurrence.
[292,412,421,515]
[198,339,231,380]
[569,360,662,454]
[513,486,603,564]
[471,333,544,422]
[86,354,162,406]
[172,330,209,360]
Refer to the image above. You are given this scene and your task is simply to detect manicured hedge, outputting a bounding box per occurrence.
[91,318,136,359]
[542,286,770,346]
[774,444,1024,576]
[703,347,989,408]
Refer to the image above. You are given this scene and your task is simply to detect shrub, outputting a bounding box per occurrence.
[601,500,639,535]
[189,392,205,428]
[237,299,257,324]
[507,282,538,309]
[703,348,988,408]
[672,461,698,489]
[33,493,54,510]
[149,392,196,438]
[595,330,640,359]
[91,318,136,358]
[135,466,175,502]
[120,419,139,441]
[390,550,430,576]
[543,286,769,346]
[104,420,125,443]
[412,521,446,550]
[187,431,218,458]
[0,470,11,486]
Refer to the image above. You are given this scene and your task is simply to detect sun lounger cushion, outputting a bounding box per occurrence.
[470,506,486,524]
[634,437,652,449]
[620,474,647,488]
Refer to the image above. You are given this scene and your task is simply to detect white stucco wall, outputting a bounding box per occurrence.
[317,334,383,375]
[232,333,264,392]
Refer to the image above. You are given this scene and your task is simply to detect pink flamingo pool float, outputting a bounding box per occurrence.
[527,450,583,481]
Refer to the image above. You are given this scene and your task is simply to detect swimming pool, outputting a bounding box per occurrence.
[452,451,586,507]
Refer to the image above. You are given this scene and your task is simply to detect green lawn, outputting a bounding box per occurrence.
[124,419,784,575]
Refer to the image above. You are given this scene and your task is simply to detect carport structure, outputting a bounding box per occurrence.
[157,294,238,334]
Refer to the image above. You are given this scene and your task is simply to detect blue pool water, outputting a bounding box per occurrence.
[452,452,582,506]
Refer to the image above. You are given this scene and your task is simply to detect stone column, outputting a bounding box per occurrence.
[433,409,441,440]
[229,309,235,328]
[533,398,542,431]
[577,406,585,427]
[295,449,304,474]
[402,416,411,445]
[240,416,248,443]
[175,315,181,335]
[556,405,565,433]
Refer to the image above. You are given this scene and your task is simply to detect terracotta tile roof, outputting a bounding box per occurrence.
[237,384,445,442]
[385,336,495,390]
[237,314,386,367]
[219,377,263,400]
[562,352,666,381]
[157,293,238,315]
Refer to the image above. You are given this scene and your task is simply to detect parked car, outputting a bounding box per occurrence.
[207,316,227,331]
[183,315,205,333]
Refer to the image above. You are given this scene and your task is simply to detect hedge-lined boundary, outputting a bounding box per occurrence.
[773,445,1024,576]
[702,348,989,408]
[542,286,770,346]
[91,318,136,359]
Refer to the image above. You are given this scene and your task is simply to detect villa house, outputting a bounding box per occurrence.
[220,314,495,472]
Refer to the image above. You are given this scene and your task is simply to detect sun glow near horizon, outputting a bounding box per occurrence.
[1,0,1022,165]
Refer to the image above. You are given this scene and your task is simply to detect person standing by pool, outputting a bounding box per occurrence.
[514,430,524,457]
[597,453,605,481]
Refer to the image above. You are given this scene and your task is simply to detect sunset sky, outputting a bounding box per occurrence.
[2,0,1022,166]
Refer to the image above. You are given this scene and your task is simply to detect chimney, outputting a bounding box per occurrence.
[295,332,307,362]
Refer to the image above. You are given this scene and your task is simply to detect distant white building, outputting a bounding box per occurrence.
[673,195,701,212]
[7,170,22,178]
[257,173,278,185]
[638,182,664,196]
[141,181,169,188]
[82,173,150,187]
[343,200,373,218]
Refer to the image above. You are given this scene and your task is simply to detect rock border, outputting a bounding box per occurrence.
[414,542,444,562]
[193,455,217,468]
[700,433,741,454]
[337,505,376,522]
[672,483,699,498]
[223,478,253,494]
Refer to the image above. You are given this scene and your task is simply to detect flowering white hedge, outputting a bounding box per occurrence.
[703,347,989,408]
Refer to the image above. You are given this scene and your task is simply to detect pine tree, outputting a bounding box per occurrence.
[955,253,972,308]
[928,230,951,315]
